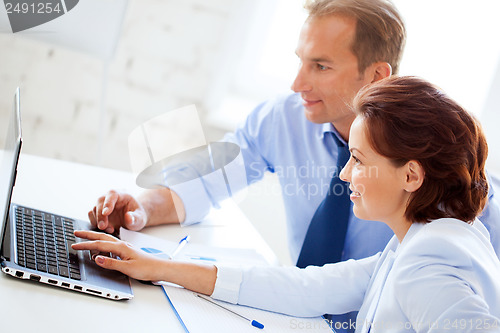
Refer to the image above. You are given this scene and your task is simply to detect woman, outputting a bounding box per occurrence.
[73,76,500,332]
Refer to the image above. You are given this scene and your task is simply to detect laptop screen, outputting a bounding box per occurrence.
[0,88,22,247]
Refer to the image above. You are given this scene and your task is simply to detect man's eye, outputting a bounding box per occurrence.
[317,64,328,71]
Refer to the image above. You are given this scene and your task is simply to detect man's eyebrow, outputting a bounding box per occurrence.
[294,51,334,64]
[310,57,334,63]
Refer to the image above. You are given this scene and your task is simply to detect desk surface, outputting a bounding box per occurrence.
[1,154,277,332]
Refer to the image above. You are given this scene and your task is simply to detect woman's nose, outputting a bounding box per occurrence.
[339,158,352,183]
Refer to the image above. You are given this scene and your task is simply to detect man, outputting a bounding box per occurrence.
[91,0,500,263]
[89,1,500,329]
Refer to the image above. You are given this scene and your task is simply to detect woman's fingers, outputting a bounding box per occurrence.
[71,235,164,281]
[71,240,119,253]
[74,230,118,242]
[93,255,125,271]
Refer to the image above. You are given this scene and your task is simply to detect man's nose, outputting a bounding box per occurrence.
[291,65,312,92]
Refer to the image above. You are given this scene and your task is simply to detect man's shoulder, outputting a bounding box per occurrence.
[249,93,320,131]
[254,92,304,116]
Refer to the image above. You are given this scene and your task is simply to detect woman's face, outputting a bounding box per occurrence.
[340,117,413,231]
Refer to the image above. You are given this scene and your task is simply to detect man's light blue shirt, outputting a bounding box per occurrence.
[174,93,500,262]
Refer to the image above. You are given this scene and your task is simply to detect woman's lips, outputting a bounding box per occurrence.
[350,188,361,200]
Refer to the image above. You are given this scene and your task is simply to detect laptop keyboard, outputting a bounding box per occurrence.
[14,207,81,280]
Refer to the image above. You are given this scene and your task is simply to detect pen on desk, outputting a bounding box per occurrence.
[195,294,264,329]
[170,235,190,259]
[162,287,190,333]
[188,256,216,262]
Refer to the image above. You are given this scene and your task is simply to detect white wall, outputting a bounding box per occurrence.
[0,0,254,171]
[482,59,500,174]
[1,1,499,265]
[0,0,293,264]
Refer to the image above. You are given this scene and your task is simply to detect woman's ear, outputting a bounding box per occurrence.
[403,160,424,193]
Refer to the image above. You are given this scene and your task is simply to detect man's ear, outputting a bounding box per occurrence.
[403,160,425,193]
[371,62,392,82]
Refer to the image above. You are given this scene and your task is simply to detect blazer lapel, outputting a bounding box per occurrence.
[358,250,397,333]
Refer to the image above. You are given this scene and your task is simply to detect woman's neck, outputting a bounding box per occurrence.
[390,218,413,243]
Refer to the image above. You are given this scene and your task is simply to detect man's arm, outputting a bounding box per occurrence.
[91,95,292,233]
[480,172,500,258]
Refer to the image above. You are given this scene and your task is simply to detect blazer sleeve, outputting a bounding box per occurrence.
[393,229,500,333]
[212,253,380,318]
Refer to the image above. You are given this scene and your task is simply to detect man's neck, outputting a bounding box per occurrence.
[331,117,355,143]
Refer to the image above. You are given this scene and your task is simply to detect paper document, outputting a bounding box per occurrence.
[120,228,269,266]
[164,285,333,332]
[120,229,334,332]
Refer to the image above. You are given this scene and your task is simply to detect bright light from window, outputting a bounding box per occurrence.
[233,0,307,99]
[214,0,500,129]
[394,0,500,115]
[254,0,307,93]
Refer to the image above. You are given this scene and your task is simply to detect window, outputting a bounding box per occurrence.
[209,0,500,173]
[207,0,306,129]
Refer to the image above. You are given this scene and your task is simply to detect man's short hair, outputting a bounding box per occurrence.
[304,0,406,75]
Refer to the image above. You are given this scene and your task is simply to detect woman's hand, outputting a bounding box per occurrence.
[72,230,218,295]
[72,230,165,282]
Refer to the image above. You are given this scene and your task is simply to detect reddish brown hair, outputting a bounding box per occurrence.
[353,76,489,223]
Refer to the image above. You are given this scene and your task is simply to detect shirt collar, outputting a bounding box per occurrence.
[320,122,348,146]
[395,222,425,254]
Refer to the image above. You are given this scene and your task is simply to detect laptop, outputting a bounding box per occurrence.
[0,87,133,300]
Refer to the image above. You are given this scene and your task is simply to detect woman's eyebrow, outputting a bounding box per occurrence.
[349,147,366,158]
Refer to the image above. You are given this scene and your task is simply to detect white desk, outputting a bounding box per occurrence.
[1,154,278,332]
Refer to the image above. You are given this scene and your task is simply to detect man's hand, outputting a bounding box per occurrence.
[89,188,186,235]
[89,190,148,234]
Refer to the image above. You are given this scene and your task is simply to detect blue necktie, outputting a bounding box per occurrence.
[297,133,351,268]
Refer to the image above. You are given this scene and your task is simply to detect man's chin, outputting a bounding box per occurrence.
[304,108,328,124]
